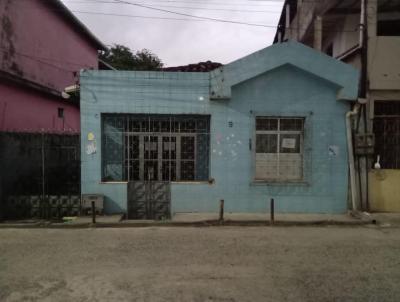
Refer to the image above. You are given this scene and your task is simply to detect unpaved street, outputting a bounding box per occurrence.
[1,226,400,302]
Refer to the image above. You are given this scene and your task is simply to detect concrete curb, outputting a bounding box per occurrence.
[0,219,373,229]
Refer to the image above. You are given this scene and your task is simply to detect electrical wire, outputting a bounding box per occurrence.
[0,47,83,73]
[0,0,365,71]
[71,9,279,26]
[16,0,363,31]
[61,0,285,7]
[69,9,361,33]
[110,0,281,27]
[62,0,282,13]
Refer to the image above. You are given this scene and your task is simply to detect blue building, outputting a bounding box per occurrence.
[80,41,359,218]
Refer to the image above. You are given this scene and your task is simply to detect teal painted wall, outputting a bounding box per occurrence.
[80,42,359,214]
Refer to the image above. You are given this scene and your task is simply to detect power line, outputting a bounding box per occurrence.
[62,0,285,7]
[72,10,279,26]
[112,0,279,27]
[5,1,363,32]
[62,0,282,13]
[98,0,363,31]
[10,4,362,32]
[18,0,283,27]
[73,10,214,21]
[15,5,281,27]
[0,0,363,72]
[68,6,361,32]
[0,47,87,73]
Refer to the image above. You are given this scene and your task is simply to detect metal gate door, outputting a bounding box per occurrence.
[127,181,170,220]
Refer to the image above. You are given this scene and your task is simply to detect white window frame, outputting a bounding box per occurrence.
[254,117,305,182]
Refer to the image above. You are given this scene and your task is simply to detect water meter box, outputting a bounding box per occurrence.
[81,194,104,214]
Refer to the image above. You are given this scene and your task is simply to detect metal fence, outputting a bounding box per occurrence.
[0,132,80,220]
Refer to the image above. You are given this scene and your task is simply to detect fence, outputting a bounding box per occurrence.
[0,132,80,220]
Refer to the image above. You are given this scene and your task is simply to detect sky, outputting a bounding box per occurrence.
[61,0,284,67]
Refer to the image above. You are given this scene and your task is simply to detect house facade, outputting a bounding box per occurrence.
[80,42,358,218]
[0,0,105,133]
[274,0,400,212]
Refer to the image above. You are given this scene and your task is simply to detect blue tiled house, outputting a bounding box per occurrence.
[80,41,359,218]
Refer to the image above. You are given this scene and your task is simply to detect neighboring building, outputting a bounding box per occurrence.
[0,0,106,133]
[80,41,358,218]
[274,0,400,212]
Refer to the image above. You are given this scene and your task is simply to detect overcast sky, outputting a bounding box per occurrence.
[61,0,284,67]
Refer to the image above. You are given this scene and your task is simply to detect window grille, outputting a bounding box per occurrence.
[255,117,305,181]
[374,101,400,169]
[102,114,210,182]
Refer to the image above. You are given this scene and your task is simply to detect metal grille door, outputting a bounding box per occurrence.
[102,114,210,182]
[127,181,170,220]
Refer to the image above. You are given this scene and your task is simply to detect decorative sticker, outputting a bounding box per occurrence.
[88,132,95,141]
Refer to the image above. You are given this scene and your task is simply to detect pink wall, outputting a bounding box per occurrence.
[0,0,101,133]
[0,0,99,92]
[0,82,80,133]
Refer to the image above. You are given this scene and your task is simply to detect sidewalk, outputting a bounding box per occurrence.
[167,212,372,226]
[0,212,374,228]
[369,213,400,227]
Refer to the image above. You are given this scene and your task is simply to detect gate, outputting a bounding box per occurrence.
[0,132,80,220]
[127,181,170,220]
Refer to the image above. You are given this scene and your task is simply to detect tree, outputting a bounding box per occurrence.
[99,44,163,71]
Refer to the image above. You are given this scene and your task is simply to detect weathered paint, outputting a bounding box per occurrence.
[0,0,100,132]
[368,37,400,91]
[369,170,400,212]
[0,82,79,132]
[80,41,359,214]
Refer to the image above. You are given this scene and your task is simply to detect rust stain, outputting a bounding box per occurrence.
[0,0,23,76]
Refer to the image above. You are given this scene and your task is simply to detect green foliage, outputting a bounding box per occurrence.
[100,44,163,71]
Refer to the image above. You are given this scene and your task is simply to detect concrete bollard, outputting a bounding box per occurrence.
[91,201,96,224]
[270,198,275,225]
[219,199,224,222]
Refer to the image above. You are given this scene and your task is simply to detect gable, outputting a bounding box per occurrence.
[210,41,359,101]
[229,64,345,118]
[231,63,341,101]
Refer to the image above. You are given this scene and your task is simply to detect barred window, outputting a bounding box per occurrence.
[255,117,304,181]
[102,114,210,182]
[374,101,400,169]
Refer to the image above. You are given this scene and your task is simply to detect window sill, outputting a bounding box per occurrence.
[99,180,213,185]
[171,181,213,185]
[100,181,128,184]
[250,180,310,186]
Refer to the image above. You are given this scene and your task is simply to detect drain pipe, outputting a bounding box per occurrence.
[346,103,361,211]
[336,0,366,61]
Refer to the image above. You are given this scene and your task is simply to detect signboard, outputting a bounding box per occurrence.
[281,138,296,149]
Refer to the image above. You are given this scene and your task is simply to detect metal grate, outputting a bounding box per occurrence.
[374,101,400,169]
[102,114,210,182]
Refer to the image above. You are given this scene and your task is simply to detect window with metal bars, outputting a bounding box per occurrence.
[373,101,400,169]
[101,114,210,182]
[255,117,305,181]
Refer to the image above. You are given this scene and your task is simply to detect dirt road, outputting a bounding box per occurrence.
[1,226,399,301]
